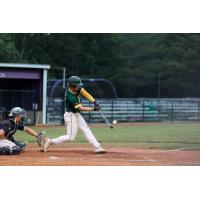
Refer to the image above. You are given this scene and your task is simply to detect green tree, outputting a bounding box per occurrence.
[4,33,200,98]
[0,34,23,62]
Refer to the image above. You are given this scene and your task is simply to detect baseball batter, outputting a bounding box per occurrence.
[0,107,45,155]
[43,76,106,154]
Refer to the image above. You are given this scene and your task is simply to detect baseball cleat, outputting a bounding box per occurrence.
[94,146,107,154]
[43,138,52,152]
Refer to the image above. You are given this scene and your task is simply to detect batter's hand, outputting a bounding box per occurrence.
[94,101,101,111]
[94,106,101,111]
[36,131,46,146]
[94,101,100,107]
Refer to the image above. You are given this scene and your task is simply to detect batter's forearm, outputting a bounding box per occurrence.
[80,88,95,102]
[78,105,94,112]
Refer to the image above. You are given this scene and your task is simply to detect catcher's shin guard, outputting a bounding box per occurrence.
[15,141,27,151]
[9,136,27,152]
[0,147,11,155]
[0,146,21,155]
[11,145,22,154]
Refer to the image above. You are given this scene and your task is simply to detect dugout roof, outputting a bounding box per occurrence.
[0,63,50,69]
[0,63,51,124]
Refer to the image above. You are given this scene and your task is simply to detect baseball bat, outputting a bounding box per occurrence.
[99,109,113,129]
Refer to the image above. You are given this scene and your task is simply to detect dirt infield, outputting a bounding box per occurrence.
[1,143,200,166]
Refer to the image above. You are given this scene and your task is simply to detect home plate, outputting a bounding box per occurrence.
[49,156,61,160]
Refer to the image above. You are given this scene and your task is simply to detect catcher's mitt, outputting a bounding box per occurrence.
[36,131,46,146]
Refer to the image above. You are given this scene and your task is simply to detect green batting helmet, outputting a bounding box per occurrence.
[68,76,83,87]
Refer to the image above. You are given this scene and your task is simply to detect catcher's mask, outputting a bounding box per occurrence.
[8,107,27,121]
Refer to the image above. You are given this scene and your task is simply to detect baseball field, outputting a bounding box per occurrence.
[1,122,200,166]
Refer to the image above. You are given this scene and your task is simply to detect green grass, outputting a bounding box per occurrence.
[14,123,200,151]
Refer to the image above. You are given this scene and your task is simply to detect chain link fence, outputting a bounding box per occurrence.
[0,90,38,124]
[46,98,200,124]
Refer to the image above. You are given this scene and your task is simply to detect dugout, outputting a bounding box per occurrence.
[0,63,50,124]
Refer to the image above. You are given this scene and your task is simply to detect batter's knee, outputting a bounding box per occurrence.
[0,146,21,155]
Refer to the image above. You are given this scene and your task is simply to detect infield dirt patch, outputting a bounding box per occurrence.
[1,143,200,166]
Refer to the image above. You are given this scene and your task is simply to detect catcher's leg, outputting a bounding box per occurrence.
[10,136,27,151]
[0,139,22,155]
[0,147,12,155]
[15,141,26,151]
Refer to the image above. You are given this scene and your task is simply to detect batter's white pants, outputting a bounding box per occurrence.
[51,112,100,148]
[0,139,16,148]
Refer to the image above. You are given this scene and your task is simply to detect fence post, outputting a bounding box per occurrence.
[142,99,145,122]
[32,103,38,125]
[171,100,174,122]
[111,100,114,122]
[88,101,91,124]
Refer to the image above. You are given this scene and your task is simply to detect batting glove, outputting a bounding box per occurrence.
[94,106,101,111]
[94,101,101,111]
[94,101,100,107]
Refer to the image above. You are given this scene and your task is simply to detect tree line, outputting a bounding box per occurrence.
[1,33,200,98]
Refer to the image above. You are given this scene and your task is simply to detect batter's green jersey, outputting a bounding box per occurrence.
[65,89,82,113]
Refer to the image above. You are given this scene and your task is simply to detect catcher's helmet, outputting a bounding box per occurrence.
[68,76,83,88]
[8,107,27,121]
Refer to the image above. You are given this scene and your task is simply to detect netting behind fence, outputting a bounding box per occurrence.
[0,90,37,124]
[46,98,200,124]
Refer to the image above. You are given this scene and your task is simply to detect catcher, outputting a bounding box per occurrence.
[0,107,45,155]
[43,76,106,154]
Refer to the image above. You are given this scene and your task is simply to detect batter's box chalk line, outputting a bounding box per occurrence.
[48,156,61,160]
